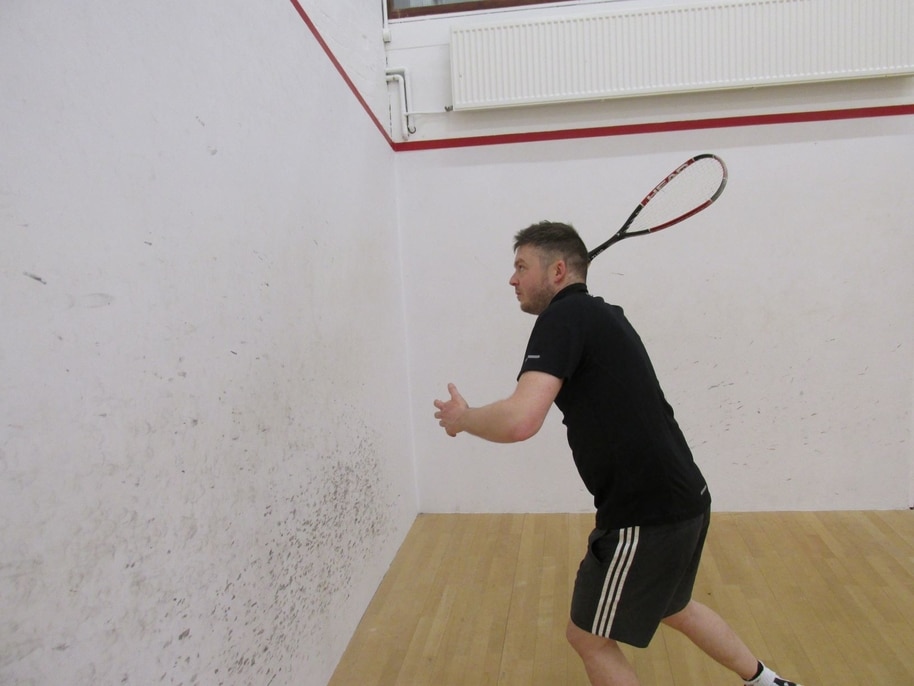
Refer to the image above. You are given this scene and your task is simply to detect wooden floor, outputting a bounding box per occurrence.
[328,511,914,686]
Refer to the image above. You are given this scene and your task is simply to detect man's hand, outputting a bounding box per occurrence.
[434,383,468,437]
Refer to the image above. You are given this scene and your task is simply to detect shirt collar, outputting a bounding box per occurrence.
[550,282,588,305]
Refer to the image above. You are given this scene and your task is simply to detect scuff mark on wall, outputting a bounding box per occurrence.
[0,1,413,684]
[156,411,398,684]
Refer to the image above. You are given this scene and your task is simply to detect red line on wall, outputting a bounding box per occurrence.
[290,1,913,153]
[287,0,395,147]
[390,104,914,151]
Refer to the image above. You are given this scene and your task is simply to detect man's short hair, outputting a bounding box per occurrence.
[513,221,589,280]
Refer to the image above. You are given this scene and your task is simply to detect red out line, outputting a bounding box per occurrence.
[289,1,914,153]
[287,0,395,147]
[390,104,914,151]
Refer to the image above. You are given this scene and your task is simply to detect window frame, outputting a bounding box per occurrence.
[387,0,581,20]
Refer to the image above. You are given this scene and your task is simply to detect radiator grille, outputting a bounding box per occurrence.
[449,0,914,110]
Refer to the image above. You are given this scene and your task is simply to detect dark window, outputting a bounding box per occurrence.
[388,0,580,20]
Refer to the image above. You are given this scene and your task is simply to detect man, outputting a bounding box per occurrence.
[433,221,803,686]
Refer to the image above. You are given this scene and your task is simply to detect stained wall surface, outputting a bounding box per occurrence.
[0,2,414,685]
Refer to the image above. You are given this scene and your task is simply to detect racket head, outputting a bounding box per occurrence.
[588,153,728,261]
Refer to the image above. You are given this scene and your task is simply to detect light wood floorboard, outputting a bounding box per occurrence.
[328,511,914,686]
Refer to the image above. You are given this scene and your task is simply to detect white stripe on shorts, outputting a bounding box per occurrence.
[591,525,640,637]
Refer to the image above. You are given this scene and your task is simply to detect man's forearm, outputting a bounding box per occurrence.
[456,398,541,443]
[434,373,559,443]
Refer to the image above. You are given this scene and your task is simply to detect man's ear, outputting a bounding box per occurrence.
[551,259,567,283]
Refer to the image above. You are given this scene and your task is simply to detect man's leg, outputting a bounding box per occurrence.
[566,620,640,686]
[661,600,758,680]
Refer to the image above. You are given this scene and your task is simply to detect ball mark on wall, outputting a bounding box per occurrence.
[208,409,397,681]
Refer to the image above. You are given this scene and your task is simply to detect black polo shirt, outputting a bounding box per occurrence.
[518,283,711,529]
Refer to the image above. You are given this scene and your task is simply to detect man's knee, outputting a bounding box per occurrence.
[566,619,583,647]
[567,619,608,656]
[661,599,699,632]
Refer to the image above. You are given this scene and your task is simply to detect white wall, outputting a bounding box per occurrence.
[339,0,912,514]
[398,115,914,513]
[0,2,414,685]
[299,0,391,129]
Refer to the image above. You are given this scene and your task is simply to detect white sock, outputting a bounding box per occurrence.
[744,662,801,686]
[744,662,770,686]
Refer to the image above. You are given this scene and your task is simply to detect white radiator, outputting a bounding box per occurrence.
[449,0,914,110]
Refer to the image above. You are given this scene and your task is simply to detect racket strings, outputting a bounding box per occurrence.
[629,158,725,233]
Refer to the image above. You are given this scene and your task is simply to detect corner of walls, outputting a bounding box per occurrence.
[288,0,397,149]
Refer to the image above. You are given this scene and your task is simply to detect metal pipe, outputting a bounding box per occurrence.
[385,73,413,139]
[386,67,423,137]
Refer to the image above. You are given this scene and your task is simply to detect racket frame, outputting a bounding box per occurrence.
[587,153,728,261]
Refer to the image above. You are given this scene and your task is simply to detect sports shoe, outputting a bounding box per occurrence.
[744,663,804,686]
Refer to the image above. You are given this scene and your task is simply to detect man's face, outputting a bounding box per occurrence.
[510,245,556,315]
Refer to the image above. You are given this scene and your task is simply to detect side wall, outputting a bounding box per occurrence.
[399,116,914,513]
[298,0,392,134]
[0,2,414,685]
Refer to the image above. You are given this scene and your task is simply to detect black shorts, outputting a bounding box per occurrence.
[570,508,710,648]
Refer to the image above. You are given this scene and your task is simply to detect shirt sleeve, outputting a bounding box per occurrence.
[517,306,583,381]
